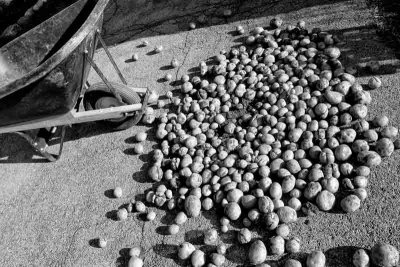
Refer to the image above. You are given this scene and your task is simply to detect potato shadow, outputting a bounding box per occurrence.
[325,246,362,267]
[152,243,185,266]
[101,0,349,46]
[329,24,400,77]
[115,247,131,267]
[184,229,204,245]
[88,238,100,248]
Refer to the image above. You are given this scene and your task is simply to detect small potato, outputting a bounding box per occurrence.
[373,115,389,127]
[353,176,368,188]
[353,249,370,267]
[341,194,361,213]
[307,251,326,267]
[304,182,322,200]
[353,188,368,202]
[285,237,301,253]
[321,177,339,193]
[368,76,382,89]
[350,104,368,120]
[364,130,379,142]
[175,212,188,225]
[210,253,226,266]
[135,132,147,142]
[276,224,290,238]
[355,166,371,177]
[285,259,302,267]
[270,236,285,255]
[178,242,196,260]
[224,202,241,220]
[113,187,123,198]
[316,190,336,211]
[204,229,219,245]
[185,195,201,217]
[263,212,279,230]
[191,250,206,267]
[241,195,257,209]
[352,140,370,154]
[248,240,267,265]
[371,243,399,267]
[381,126,398,139]
[357,151,382,167]
[375,138,395,157]
[277,206,297,223]
[335,144,352,161]
[339,128,357,143]
[237,228,252,244]
[128,256,143,267]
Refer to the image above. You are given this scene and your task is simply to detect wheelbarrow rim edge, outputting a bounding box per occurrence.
[0,0,110,100]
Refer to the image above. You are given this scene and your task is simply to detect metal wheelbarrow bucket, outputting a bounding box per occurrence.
[0,0,153,161]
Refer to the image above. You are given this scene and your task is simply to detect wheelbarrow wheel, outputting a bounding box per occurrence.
[83,82,141,130]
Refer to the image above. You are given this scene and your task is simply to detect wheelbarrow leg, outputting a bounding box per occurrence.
[95,29,127,85]
[15,126,67,162]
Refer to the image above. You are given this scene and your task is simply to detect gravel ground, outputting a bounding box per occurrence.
[1,0,400,266]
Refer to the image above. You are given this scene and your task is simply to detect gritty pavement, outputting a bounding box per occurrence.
[1,0,400,266]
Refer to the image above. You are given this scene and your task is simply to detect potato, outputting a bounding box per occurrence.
[381,126,398,139]
[288,197,302,211]
[269,182,283,199]
[276,224,290,238]
[308,168,324,182]
[148,165,163,182]
[277,206,297,223]
[373,115,389,127]
[304,182,322,200]
[286,237,301,253]
[227,188,244,202]
[238,228,252,244]
[371,243,399,267]
[248,240,267,265]
[258,196,274,213]
[282,176,296,193]
[350,104,368,119]
[353,188,368,202]
[352,140,370,153]
[286,159,302,174]
[324,90,343,105]
[210,253,226,266]
[357,151,382,167]
[185,195,201,217]
[340,194,361,213]
[242,194,257,209]
[191,250,206,267]
[340,163,354,176]
[364,130,379,142]
[375,138,395,157]
[321,177,339,193]
[204,228,218,245]
[368,76,382,89]
[224,202,241,220]
[339,128,357,143]
[353,249,370,267]
[128,256,143,267]
[178,242,196,260]
[270,236,285,255]
[285,259,302,267]
[306,251,326,267]
[263,212,279,230]
[335,144,352,161]
[353,176,368,188]
[316,190,336,211]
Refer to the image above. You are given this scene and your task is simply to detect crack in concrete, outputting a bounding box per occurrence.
[174,31,191,81]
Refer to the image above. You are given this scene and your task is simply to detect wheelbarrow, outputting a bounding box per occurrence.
[0,0,154,161]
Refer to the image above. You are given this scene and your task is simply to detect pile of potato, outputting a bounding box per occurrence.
[144,17,399,266]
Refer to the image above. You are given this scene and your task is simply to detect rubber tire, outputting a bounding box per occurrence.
[83,82,141,130]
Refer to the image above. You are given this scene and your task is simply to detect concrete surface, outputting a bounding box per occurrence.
[1,0,400,266]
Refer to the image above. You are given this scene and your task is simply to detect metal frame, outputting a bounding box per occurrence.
[0,32,150,161]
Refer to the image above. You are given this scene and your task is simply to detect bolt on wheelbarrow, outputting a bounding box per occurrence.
[0,0,157,161]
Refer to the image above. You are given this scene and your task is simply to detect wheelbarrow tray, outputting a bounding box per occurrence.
[0,0,109,127]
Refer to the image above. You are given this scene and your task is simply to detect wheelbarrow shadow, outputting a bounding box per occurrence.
[0,121,114,163]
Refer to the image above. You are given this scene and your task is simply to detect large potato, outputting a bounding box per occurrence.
[371,243,399,267]
[306,251,326,267]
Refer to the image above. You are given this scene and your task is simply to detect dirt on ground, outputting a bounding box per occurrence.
[1,0,400,266]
